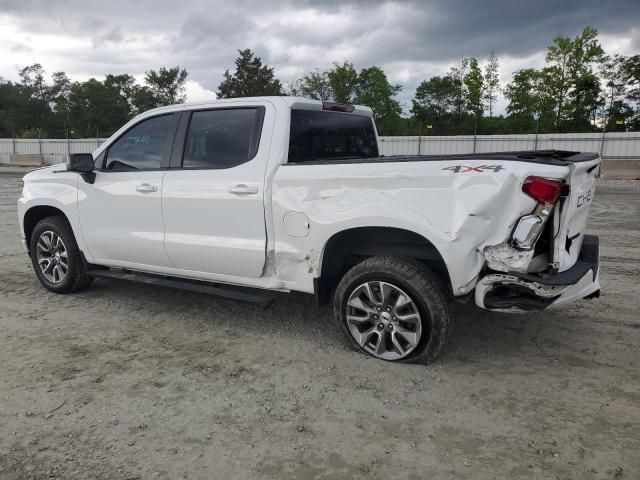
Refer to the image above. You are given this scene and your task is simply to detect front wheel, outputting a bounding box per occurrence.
[30,216,93,294]
[333,256,452,364]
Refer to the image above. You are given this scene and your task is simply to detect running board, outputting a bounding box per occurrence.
[87,269,274,309]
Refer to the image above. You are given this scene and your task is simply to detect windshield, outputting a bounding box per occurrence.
[288,109,378,163]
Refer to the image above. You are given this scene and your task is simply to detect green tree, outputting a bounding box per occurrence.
[464,57,484,119]
[17,64,55,134]
[483,51,500,117]
[0,78,31,136]
[505,68,542,118]
[600,55,634,131]
[50,72,73,137]
[103,74,136,122]
[504,67,555,132]
[19,64,50,103]
[218,49,282,98]
[411,75,458,120]
[327,61,358,103]
[545,26,604,130]
[568,72,601,129]
[144,66,188,105]
[131,85,158,114]
[624,55,640,104]
[355,66,401,120]
[623,55,640,130]
[68,77,132,137]
[293,69,332,100]
[293,61,358,102]
[606,101,635,131]
[410,74,476,135]
[0,64,191,137]
[449,58,469,117]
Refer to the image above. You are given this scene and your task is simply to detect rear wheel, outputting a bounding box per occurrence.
[30,216,93,294]
[333,256,452,364]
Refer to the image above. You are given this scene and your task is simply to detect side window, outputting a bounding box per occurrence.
[288,110,378,163]
[182,108,261,169]
[105,114,174,171]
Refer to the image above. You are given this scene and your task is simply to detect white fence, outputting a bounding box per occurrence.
[0,138,108,165]
[1,132,639,165]
[378,132,640,161]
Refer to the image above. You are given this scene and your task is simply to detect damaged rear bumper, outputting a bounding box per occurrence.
[475,235,600,311]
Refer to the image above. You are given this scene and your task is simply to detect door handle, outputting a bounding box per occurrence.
[230,184,259,195]
[136,183,158,193]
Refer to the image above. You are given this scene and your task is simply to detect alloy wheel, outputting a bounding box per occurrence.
[36,231,68,284]
[345,281,422,360]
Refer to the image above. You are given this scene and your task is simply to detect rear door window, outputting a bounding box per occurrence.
[182,108,262,169]
[288,110,378,163]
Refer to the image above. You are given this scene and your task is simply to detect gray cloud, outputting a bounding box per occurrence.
[0,0,638,112]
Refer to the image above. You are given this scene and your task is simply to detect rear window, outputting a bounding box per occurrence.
[288,110,378,163]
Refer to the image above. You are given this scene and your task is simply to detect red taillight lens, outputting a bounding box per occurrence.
[522,176,564,205]
[322,101,355,113]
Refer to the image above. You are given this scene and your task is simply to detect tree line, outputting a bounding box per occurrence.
[1,26,638,138]
[0,66,188,138]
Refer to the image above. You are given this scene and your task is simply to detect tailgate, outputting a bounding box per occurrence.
[552,156,601,271]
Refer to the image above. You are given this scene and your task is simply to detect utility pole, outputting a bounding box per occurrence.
[38,129,43,164]
[66,128,71,160]
[473,116,478,153]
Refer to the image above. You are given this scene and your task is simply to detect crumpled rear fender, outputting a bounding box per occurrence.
[270,160,569,295]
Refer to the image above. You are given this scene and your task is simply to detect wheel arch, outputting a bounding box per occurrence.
[23,205,70,254]
[315,226,452,305]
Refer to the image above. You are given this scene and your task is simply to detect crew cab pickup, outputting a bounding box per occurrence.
[18,96,601,363]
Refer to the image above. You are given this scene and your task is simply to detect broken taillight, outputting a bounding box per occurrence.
[522,177,565,205]
[513,177,565,250]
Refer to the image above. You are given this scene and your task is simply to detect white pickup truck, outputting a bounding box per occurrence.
[18,96,601,363]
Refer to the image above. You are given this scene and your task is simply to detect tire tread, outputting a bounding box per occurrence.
[333,256,453,364]
[30,216,92,294]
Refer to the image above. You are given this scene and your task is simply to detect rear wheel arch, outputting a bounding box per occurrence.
[315,226,452,305]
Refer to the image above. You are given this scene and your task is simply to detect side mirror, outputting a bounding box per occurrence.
[68,153,95,184]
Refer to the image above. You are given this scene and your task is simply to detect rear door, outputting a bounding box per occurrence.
[161,105,271,278]
[78,113,179,267]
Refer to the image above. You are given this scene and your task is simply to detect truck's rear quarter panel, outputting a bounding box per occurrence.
[271,157,573,295]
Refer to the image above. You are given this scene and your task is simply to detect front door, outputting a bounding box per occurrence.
[162,106,271,278]
[77,113,179,268]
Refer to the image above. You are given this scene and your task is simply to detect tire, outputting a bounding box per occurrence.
[29,216,93,294]
[333,256,452,364]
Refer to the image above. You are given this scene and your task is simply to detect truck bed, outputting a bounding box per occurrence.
[291,150,599,167]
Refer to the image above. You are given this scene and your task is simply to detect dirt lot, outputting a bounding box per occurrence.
[0,175,638,480]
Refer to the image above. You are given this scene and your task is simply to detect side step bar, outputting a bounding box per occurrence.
[87,269,274,309]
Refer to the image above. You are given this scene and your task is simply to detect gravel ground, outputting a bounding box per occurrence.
[0,176,638,480]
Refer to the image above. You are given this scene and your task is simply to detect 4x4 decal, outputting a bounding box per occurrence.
[442,165,504,173]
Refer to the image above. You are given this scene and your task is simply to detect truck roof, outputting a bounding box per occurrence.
[140,96,374,118]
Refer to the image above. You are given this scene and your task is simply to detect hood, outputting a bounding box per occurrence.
[23,163,68,182]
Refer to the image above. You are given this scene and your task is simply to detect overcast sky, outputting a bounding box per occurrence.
[1,0,639,114]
